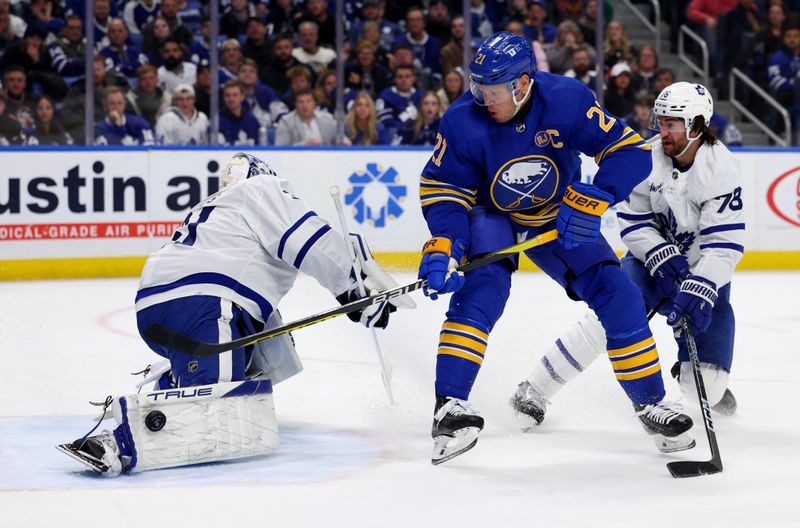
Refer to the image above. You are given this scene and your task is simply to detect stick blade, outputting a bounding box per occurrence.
[667,460,723,478]
[143,324,202,356]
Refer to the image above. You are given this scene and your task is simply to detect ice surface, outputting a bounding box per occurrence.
[1,272,799,527]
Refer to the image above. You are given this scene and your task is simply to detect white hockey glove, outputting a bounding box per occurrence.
[336,233,416,328]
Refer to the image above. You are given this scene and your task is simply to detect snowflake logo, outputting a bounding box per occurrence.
[658,211,696,253]
[344,163,406,227]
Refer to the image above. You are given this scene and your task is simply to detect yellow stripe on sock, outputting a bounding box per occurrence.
[608,336,655,358]
[611,349,659,371]
[616,363,661,381]
[439,333,487,354]
[442,321,489,341]
[438,347,484,365]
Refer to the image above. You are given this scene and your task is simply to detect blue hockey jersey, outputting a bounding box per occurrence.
[376,86,424,131]
[95,114,155,145]
[767,49,800,95]
[420,72,651,244]
[393,32,442,74]
[100,44,148,77]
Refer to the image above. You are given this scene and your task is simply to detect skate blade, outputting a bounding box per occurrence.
[56,443,108,474]
[513,412,542,433]
[431,427,480,465]
[653,433,696,454]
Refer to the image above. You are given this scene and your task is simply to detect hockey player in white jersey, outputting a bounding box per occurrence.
[510,83,744,451]
[58,152,412,476]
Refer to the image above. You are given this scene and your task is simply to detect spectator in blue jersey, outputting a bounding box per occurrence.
[218,79,260,145]
[376,64,423,138]
[126,63,171,126]
[220,0,256,39]
[563,45,597,90]
[470,0,499,39]
[48,14,85,76]
[176,0,202,33]
[123,0,160,41]
[100,19,148,79]
[343,91,390,145]
[24,94,74,145]
[768,24,800,114]
[188,16,211,66]
[348,0,401,50]
[346,40,393,98]
[157,37,196,94]
[95,85,155,145]
[219,38,245,84]
[524,0,557,46]
[238,58,288,128]
[23,0,64,40]
[0,26,67,102]
[242,17,271,79]
[394,6,442,75]
[395,90,441,145]
[275,88,337,145]
[91,0,112,44]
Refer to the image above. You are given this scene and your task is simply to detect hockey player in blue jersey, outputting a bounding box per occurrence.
[510,82,744,451]
[57,153,413,476]
[418,32,693,464]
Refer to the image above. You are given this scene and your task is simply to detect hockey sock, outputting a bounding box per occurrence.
[607,326,666,406]
[435,319,489,400]
[526,312,606,399]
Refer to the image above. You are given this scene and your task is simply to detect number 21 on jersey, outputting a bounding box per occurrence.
[586,102,616,132]
[432,132,447,167]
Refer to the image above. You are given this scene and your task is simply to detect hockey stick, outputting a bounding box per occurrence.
[330,185,394,405]
[143,228,559,357]
[666,318,723,478]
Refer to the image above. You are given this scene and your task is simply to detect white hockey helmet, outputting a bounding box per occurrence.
[652,81,713,133]
[221,152,277,188]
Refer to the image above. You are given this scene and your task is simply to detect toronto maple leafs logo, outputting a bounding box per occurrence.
[658,211,695,253]
[344,163,406,228]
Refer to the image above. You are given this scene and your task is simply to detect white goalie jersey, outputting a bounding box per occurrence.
[616,138,745,288]
[135,173,353,322]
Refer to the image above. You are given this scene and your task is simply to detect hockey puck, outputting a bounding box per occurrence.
[145,410,166,431]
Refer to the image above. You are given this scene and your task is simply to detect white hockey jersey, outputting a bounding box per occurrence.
[616,138,745,288]
[135,174,352,322]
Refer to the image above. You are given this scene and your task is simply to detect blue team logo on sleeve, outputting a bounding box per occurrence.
[490,155,560,210]
[344,163,407,228]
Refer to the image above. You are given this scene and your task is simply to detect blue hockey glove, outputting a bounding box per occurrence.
[645,243,690,298]
[418,236,466,300]
[556,182,613,249]
[667,276,718,334]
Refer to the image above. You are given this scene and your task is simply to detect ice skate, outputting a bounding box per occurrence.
[635,400,693,436]
[57,430,123,477]
[431,396,484,465]
[510,380,548,431]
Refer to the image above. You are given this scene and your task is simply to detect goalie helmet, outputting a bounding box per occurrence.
[221,152,277,188]
[652,82,713,133]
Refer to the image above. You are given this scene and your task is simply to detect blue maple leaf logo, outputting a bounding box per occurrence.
[658,211,695,253]
[344,163,407,227]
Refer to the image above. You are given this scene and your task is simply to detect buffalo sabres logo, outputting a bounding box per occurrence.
[491,155,559,210]
[534,131,550,147]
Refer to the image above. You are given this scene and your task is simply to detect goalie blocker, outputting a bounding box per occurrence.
[57,379,278,476]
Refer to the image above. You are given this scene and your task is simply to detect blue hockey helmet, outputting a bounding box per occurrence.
[221,152,278,187]
[469,32,535,106]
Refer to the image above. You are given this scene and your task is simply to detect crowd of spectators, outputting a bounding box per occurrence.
[0,0,797,147]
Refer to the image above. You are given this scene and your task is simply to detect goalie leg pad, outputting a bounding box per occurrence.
[112,379,279,473]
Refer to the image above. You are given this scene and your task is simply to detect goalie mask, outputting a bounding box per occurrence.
[221,152,278,188]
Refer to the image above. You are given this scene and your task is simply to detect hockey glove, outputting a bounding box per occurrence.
[556,182,613,249]
[645,243,690,299]
[418,236,466,300]
[667,276,718,334]
[336,280,394,328]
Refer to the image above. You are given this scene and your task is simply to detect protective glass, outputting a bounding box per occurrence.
[648,112,687,133]
[470,79,518,106]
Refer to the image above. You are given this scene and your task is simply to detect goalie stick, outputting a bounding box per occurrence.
[666,318,723,478]
[330,185,394,405]
[143,229,559,357]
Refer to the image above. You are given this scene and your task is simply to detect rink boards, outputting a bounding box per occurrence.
[0,146,798,279]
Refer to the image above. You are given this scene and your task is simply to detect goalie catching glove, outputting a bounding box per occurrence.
[336,233,416,328]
